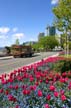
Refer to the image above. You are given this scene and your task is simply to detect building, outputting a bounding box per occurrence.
[23,41,37,46]
[38,32,45,41]
[46,26,56,36]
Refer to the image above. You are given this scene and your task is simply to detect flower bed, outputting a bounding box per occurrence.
[0,57,71,108]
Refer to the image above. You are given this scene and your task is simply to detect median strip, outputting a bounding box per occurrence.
[0,56,13,60]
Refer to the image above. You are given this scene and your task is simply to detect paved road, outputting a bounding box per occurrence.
[0,52,58,74]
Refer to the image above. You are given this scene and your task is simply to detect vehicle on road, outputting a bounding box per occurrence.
[0,47,8,57]
[11,45,34,58]
[52,46,63,51]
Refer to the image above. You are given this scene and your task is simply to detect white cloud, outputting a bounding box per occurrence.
[0,26,26,46]
[0,35,8,39]
[12,33,25,39]
[12,27,18,32]
[0,27,10,34]
[51,0,59,5]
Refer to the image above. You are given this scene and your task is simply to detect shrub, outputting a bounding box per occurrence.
[53,59,71,73]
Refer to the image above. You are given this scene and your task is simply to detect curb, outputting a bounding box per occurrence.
[0,56,13,60]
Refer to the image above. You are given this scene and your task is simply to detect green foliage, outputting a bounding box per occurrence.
[46,36,59,49]
[32,43,41,52]
[53,59,71,73]
[53,60,65,72]
[53,0,71,32]
[5,46,11,54]
[69,42,71,49]
[38,36,47,50]
[38,36,59,50]
[32,36,59,52]
[53,0,71,54]
[60,34,66,48]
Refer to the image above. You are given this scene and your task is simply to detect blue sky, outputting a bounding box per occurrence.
[0,0,58,47]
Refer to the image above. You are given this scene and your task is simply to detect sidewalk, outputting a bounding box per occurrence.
[0,56,13,60]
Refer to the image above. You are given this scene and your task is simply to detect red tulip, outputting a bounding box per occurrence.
[0,88,4,93]
[30,85,37,91]
[22,89,30,95]
[8,94,17,102]
[46,94,51,100]
[5,90,9,95]
[60,77,65,83]
[68,81,71,90]
[62,72,67,78]
[14,84,19,90]
[15,105,20,108]
[61,95,66,101]
[60,90,64,95]
[54,91,59,97]
[44,104,50,108]
[37,90,43,97]
[49,85,55,91]
[35,81,39,86]
[29,76,34,82]
[45,79,48,84]
[8,85,13,89]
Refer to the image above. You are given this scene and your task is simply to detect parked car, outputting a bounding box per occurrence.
[53,46,63,51]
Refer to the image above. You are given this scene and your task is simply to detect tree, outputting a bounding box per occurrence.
[38,36,59,50]
[46,36,59,49]
[38,36,47,50]
[32,36,59,52]
[60,34,66,48]
[53,0,71,31]
[53,0,71,55]
[32,42,40,52]
[5,46,11,55]
[69,42,71,50]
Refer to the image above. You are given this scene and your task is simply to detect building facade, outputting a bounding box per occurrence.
[38,32,45,41]
[46,26,56,36]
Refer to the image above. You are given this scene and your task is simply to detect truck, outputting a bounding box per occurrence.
[11,45,34,58]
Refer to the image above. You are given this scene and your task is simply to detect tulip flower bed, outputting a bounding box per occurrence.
[0,57,71,108]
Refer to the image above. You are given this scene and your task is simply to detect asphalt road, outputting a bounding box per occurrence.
[0,52,58,74]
